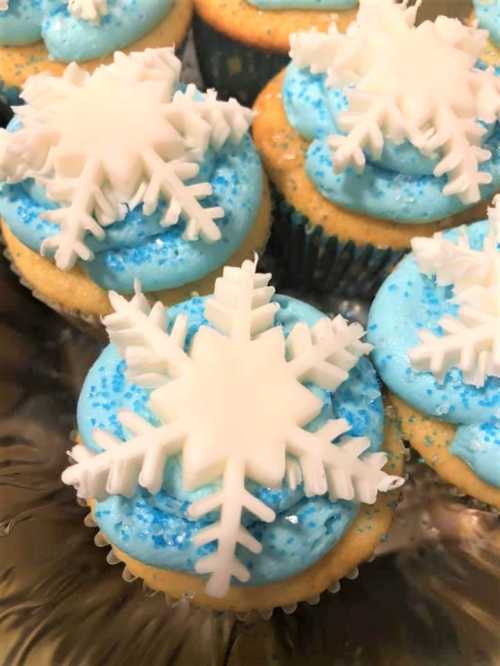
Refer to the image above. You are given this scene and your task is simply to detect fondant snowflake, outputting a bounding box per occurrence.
[0,48,252,270]
[0,0,107,21]
[62,259,404,597]
[409,196,500,388]
[290,0,500,205]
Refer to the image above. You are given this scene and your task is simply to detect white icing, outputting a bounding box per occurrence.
[0,48,253,270]
[290,0,500,205]
[409,195,500,388]
[62,259,404,598]
[0,0,108,20]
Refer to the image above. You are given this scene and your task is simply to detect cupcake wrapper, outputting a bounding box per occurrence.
[270,189,406,301]
[192,13,289,106]
[77,500,392,622]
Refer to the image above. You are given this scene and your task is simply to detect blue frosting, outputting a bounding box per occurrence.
[0,0,173,61]
[0,121,262,293]
[474,0,500,47]
[78,295,385,585]
[0,0,42,45]
[368,220,500,488]
[283,63,500,223]
[247,0,356,8]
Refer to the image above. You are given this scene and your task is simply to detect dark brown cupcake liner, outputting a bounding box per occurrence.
[192,13,288,106]
[269,189,406,301]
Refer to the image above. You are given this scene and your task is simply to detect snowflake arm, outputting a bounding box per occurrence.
[62,410,186,498]
[433,14,487,57]
[289,25,357,87]
[328,93,406,172]
[286,458,303,491]
[131,83,253,245]
[0,125,60,184]
[103,283,191,387]
[287,419,404,504]
[68,0,108,23]
[411,228,493,292]
[166,85,254,153]
[205,259,279,343]
[189,457,275,598]
[108,49,182,101]
[39,159,110,270]
[423,108,492,205]
[287,315,373,391]
[471,66,500,126]
[409,306,500,388]
[141,151,223,242]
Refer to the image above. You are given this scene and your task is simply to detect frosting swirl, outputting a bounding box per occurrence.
[0,0,173,61]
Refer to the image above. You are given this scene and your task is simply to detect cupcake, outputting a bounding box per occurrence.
[253,0,500,298]
[61,258,405,613]
[471,0,500,70]
[192,0,357,106]
[0,48,271,328]
[368,196,500,510]
[0,0,193,105]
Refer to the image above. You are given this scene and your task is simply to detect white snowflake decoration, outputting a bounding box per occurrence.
[0,48,253,270]
[0,0,107,21]
[409,195,500,388]
[62,259,404,598]
[289,0,500,205]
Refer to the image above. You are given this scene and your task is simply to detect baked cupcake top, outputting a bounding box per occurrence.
[0,48,263,294]
[474,0,500,47]
[62,258,403,597]
[368,197,500,488]
[247,0,356,8]
[284,0,500,224]
[0,0,174,62]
